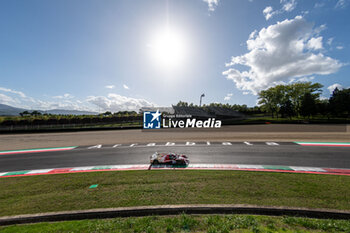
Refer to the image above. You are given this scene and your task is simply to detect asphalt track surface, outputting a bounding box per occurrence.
[1,141,350,172]
[1,124,349,151]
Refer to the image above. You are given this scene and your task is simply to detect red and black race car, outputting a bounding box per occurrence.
[150,152,189,165]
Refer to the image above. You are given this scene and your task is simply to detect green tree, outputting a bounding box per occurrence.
[30,110,42,116]
[288,82,323,116]
[176,101,189,107]
[258,86,283,118]
[19,111,30,117]
[280,99,294,119]
[329,88,350,117]
[316,99,330,119]
[258,82,323,118]
[300,92,317,118]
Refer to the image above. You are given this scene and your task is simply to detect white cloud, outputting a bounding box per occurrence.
[53,93,74,99]
[223,16,342,95]
[307,37,323,50]
[87,94,155,112]
[336,46,344,50]
[203,0,219,11]
[335,0,347,9]
[263,6,274,20]
[263,0,297,20]
[282,0,297,12]
[0,87,26,98]
[327,83,343,93]
[314,24,327,34]
[0,86,156,113]
[327,37,334,46]
[123,84,130,90]
[314,2,325,8]
[31,99,89,111]
[105,85,115,89]
[224,93,233,101]
[294,76,315,82]
[0,93,16,105]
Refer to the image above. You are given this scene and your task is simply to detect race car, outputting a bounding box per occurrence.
[150,152,189,165]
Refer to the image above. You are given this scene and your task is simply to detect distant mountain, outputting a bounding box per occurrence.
[0,104,98,116]
[0,104,26,116]
[43,109,98,115]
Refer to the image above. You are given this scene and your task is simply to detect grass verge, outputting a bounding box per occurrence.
[0,170,349,217]
[1,214,350,232]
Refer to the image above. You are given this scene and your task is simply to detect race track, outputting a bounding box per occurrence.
[1,141,350,172]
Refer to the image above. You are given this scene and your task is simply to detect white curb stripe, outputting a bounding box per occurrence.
[290,166,326,172]
[27,169,54,174]
[109,165,148,169]
[1,164,350,178]
[188,164,216,168]
[71,166,95,171]
[237,165,264,169]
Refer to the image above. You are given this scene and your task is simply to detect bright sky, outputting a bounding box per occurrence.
[0,0,349,112]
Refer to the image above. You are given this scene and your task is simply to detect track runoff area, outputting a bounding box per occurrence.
[0,141,350,178]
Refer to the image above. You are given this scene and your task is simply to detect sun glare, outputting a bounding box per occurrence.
[149,28,186,69]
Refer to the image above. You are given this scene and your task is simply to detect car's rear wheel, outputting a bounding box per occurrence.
[153,160,159,165]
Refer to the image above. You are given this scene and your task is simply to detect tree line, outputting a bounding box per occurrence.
[175,101,261,114]
[258,82,350,118]
[0,111,141,127]
[176,82,350,119]
[19,110,138,117]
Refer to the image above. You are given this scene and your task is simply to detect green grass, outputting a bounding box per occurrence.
[0,170,349,217]
[1,214,350,232]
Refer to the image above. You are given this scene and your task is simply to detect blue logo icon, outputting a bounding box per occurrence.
[143,110,161,129]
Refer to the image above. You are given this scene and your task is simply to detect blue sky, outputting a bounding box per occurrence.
[0,0,349,112]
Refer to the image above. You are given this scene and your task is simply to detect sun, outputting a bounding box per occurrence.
[148,28,186,69]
